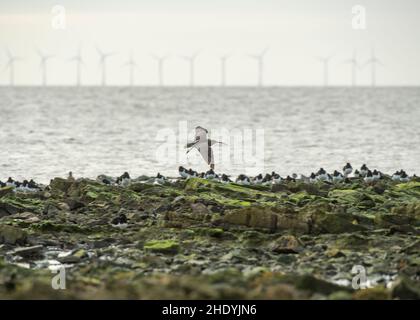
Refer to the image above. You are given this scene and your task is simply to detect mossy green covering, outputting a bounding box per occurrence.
[0,176,419,299]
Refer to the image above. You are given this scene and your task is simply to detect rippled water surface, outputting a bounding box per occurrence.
[1,87,420,183]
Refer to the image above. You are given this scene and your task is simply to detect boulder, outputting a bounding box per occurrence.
[49,177,74,194]
[0,225,27,245]
[375,213,415,228]
[269,235,303,254]
[190,203,211,216]
[248,208,277,230]
[276,213,310,234]
[144,240,180,254]
[388,224,419,235]
[324,248,346,258]
[334,234,370,250]
[353,287,390,300]
[240,230,268,247]
[223,207,278,230]
[391,276,420,300]
[0,186,14,198]
[281,274,353,295]
[11,245,43,258]
[223,209,250,226]
[9,212,40,223]
[57,249,87,263]
[311,211,366,234]
[402,240,420,254]
[0,201,24,217]
[65,199,85,211]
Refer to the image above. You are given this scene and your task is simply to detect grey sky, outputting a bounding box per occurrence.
[1,0,419,86]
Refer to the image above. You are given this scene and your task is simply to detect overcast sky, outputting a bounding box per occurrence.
[1,0,419,86]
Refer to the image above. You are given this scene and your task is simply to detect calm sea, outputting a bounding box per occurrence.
[1,87,419,183]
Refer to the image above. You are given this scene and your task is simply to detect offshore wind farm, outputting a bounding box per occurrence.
[1,45,389,87]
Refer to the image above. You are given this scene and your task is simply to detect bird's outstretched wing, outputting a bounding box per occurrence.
[209,139,227,146]
[186,126,209,150]
[186,141,199,148]
[197,141,214,165]
[195,126,208,141]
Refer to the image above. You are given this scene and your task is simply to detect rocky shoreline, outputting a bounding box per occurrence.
[0,174,419,299]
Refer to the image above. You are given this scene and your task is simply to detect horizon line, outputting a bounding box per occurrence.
[1,85,420,88]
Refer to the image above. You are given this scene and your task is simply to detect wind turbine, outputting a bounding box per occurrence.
[69,45,84,86]
[179,51,200,87]
[96,46,115,86]
[220,54,231,87]
[363,47,383,87]
[152,54,169,87]
[343,50,360,87]
[36,48,55,86]
[4,48,21,86]
[123,51,137,86]
[316,55,333,87]
[248,47,269,87]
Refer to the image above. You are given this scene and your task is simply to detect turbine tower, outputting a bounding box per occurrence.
[4,48,21,86]
[152,54,169,87]
[36,49,54,86]
[123,51,137,86]
[344,50,360,87]
[249,47,269,87]
[96,46,115,86]
[69,45,84,86]
[364,47,383,87]
[220,54,230,87]
[180,51,199,87]
[316,55,333,87]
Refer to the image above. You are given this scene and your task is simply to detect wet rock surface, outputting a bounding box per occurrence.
[0,177,419,299]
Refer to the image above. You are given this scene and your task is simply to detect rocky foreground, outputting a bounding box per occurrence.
[0,175,419,299]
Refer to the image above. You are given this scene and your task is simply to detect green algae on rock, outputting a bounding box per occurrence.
[144,240,180,254]
[0,225,27,245]
[0,175,419,299]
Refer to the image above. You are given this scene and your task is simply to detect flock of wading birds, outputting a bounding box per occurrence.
[0,163,415,194]
[175,163,414,185]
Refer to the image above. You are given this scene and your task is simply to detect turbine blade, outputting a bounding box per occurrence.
[5,47,12,59]
[221,53,231,60]
[3,62,11,72]
[95,46,103,56]
[36,48,43,58]
[357,61,369,70]
[326,53,335,61]
[360,60,371,69]
[192,50,201,59]
[261,47,269,56]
